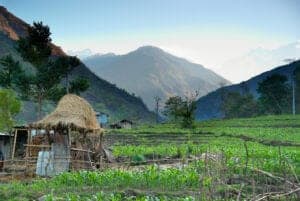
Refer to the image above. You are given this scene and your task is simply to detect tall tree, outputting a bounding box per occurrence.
[16,22,89,119]
[257,74,291,115]
[0,89,21,132]
[17,22,65,119]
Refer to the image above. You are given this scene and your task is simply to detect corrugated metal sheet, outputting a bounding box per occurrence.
[36,138,70,176]
[36,151,54,176]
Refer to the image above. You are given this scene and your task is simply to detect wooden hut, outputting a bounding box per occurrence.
[119,119,133,129]
[29,94,104,176]
[109,119,133,129]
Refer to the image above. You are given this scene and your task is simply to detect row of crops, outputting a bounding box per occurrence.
[1,160,297,200]
[111,115,300,144]
[112,137,300,174]
[109,115,300,175]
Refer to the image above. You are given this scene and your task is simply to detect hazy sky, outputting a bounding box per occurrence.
[1,0,300,82]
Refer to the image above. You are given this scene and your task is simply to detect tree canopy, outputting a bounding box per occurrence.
[0,89,21,131]
[163,96,182,122]
[257,74,291,114]
[163,92,198,128]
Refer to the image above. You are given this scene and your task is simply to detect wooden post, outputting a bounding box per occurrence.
[67,127,72,170]
[25,128,31,172]
[29,129,32,157]
[11,129,18,160]
[99,132,103,169]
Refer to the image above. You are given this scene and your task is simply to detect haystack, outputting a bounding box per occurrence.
[31,94,102,133]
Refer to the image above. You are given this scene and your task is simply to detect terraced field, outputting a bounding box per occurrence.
[1,115,299,200]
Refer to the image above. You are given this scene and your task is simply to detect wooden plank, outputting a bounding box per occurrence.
[11,129,18,160]
[71,148,95,153]
[25,129,30,171]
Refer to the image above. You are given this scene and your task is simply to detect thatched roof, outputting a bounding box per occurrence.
[31,94,102,132]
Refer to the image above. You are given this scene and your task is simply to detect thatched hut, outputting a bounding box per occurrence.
[29,94,104,176]
[32,94,102,132]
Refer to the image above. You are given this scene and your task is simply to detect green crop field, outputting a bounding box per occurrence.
[1,115,299,200]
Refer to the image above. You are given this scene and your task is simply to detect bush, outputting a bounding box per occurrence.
[131,154,146,165]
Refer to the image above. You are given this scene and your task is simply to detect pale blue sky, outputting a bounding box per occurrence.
[1,0,299,75]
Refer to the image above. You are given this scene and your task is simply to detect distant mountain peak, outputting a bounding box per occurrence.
[137,45,163,51]
[84,52,117,60]
[83,45,230,110]
[133,45,165,55]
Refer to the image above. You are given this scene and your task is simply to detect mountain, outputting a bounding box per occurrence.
[83,46,230,110]
[219,42,300,83]
[195,60,300,120]
[0,6,154,123]
[67,49,94,59]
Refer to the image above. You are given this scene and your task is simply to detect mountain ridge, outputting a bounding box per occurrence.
[0,5,65,56]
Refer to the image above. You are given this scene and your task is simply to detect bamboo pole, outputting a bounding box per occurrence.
[24,144,51,148]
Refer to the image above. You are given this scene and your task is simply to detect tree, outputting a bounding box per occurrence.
[0,89,21,132]
[54,56,89,95]
[16,22,89,119]
[178,100,197,128]
[17,22,61,119]
[163,96,183,122]
[0,55,26,89]
[164,92,198,128]
[69,77,90,95]
[221,91,258,118]
[55,56,80,93]
[178,92,198,128]
[257,74,291,115]
[17,22,52,67]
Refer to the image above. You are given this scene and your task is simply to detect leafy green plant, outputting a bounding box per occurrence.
[131,154,146,165]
